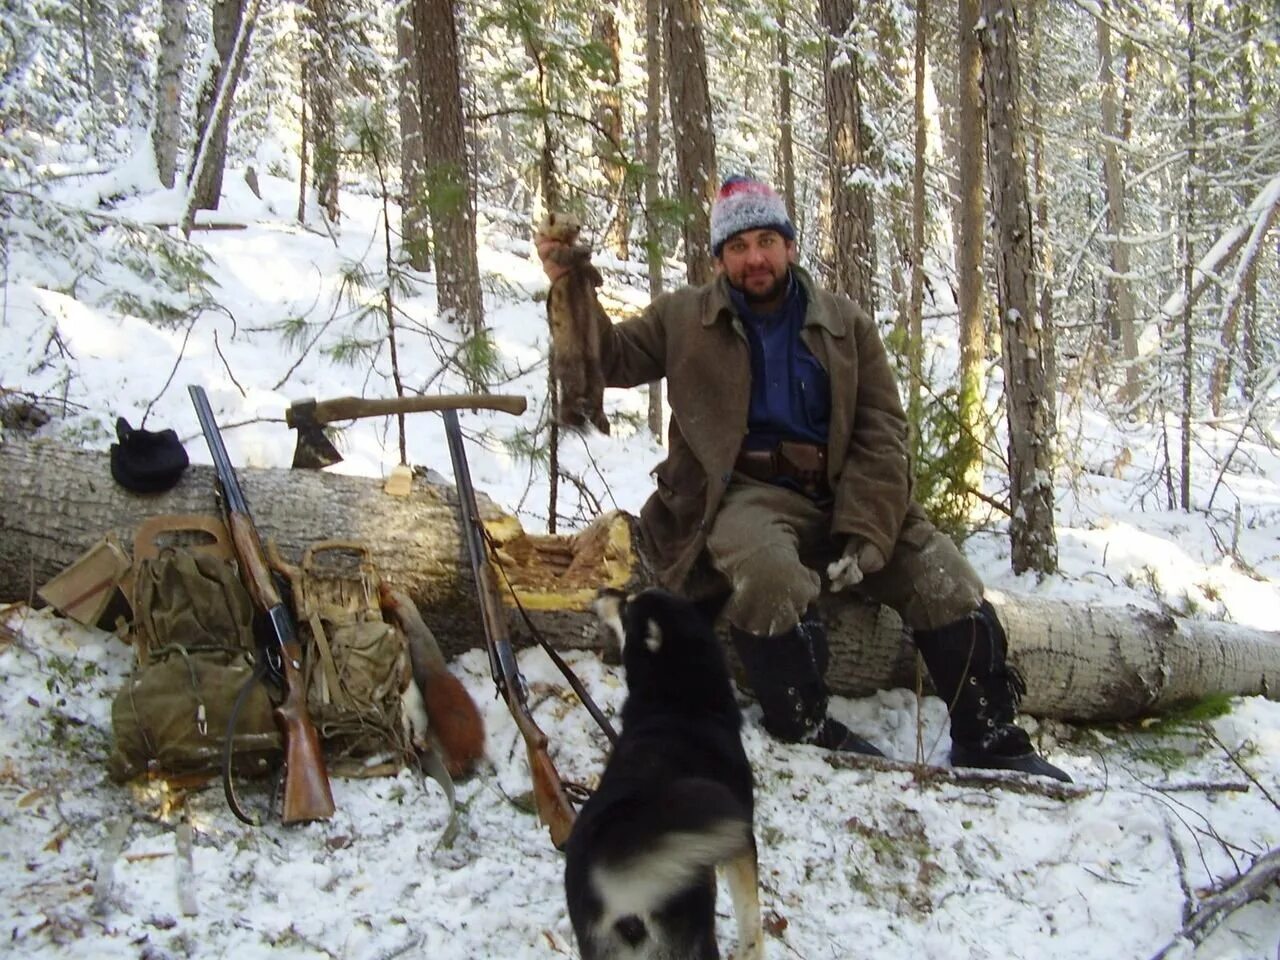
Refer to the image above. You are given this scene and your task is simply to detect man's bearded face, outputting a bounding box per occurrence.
[718,228,796,308]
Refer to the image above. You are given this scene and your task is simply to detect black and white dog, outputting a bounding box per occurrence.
[565,588,764,960]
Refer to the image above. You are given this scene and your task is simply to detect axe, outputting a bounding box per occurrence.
[286,393,528,469]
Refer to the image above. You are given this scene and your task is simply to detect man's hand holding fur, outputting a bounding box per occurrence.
[535,212,584,284]
[536,211,611,435]
[827,536,886,591]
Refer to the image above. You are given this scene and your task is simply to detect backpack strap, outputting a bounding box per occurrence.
[307,609,350,709]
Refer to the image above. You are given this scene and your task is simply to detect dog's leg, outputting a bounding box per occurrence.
[724,842,764,960]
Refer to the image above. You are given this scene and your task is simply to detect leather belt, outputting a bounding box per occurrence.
[733,441,830,499]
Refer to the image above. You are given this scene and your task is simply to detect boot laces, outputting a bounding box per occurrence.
[969,664,1031,754]
[997,663,1027,710]
[970,663,1026,730]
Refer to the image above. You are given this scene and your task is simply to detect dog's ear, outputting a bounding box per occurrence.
[626,589,666,653]
[641,615,663,653]
[592,588,629,653]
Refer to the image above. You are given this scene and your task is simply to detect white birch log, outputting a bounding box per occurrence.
[2,437,1277,721]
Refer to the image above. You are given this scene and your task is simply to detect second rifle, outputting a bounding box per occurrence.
[441,408,577,849]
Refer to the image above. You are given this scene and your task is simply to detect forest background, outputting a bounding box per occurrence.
[3,0,1280,957]
[6,0,1280,564]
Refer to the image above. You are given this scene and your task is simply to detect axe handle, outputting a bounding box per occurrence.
[298,393,527,424]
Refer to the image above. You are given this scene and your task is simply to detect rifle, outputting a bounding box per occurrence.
[441,408,577,849]
[188,385,336,825]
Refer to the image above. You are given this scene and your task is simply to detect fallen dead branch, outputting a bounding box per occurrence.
[823,752,1089,801]
[1147,845,1280,960]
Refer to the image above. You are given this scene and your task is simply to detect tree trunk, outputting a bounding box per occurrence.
[1209,3,1262,413]
[297,61,309,222]
[410,0,484,332]
[980,0,1057,577]
[644,0,666,440]
[396,8,430,271]
[302,0,341,224]
[516,2,561,214]
[818,0,876,310]
[1179,0,1197,512]
[81,0,120,128]
[595,11,629,260]
[151,0,188,189]
[955,0,986,503]
[1026,1,1056,427]
[0,438,618,661]
[776,4,797,228]
[1097,9,1139,405]
[907,0,927,428]
[663,0,716,285]
[4,439,1278,723]
[1237,3,1261,402]
[187,0,251,215]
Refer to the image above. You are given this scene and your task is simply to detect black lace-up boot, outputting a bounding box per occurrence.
[730,614,884,756]
[915,601,1071,782]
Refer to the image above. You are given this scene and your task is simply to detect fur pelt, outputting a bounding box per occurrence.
[540,212,610,435]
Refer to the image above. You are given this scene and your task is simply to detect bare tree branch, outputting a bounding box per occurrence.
[1147,846,1280,960]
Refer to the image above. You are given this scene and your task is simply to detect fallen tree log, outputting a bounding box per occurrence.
[0,437,637,658]
[2,436,1277,721]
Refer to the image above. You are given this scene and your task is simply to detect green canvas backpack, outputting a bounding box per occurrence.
[108,545,281,782]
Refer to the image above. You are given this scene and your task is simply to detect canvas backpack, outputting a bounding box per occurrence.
[274,540,414,778]
[108,536,282,783]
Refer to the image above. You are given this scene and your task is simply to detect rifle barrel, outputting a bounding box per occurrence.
[443,409,511,686]
[188,385,251,516]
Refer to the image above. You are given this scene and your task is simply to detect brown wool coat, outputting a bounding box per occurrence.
[599,267,912,591]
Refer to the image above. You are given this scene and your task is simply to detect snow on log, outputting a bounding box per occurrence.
[1,436,1276,721]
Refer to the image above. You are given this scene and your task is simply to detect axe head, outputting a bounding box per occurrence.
[286,398,343,470]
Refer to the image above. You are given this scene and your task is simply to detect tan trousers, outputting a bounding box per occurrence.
[705,475,984,637]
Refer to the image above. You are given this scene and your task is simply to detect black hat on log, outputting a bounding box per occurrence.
[110,416,189,493]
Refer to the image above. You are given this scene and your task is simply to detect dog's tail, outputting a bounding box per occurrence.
[588,778,753,947]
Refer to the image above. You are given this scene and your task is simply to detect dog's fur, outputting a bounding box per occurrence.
[565,589,763,960]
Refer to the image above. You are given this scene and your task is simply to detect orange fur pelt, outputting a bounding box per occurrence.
[380,585,485,779]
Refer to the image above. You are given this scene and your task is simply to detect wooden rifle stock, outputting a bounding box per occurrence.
[441,409,576,849]
[272,633,335,825]
[189,386,335,825]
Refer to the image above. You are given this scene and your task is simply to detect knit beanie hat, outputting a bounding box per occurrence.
[710,176,795,257]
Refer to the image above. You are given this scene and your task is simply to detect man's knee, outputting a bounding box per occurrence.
[897,532,984,629]
[721,549,821,637]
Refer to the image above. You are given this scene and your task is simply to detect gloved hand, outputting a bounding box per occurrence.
[826,537,886,592]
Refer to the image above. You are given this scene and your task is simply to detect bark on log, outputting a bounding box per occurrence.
[3,437,1277,721]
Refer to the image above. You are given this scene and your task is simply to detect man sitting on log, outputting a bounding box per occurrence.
[535,175,1070,782]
